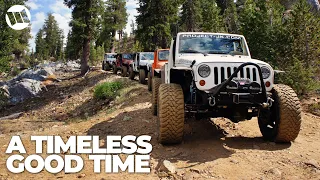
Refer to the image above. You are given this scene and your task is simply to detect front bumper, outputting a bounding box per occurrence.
[188,63,273,110]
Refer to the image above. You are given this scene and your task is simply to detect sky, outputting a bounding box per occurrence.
[25,0,139,51]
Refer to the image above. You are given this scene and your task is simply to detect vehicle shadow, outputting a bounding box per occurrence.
[87,106,233,165]
[87,105,292,165]
[223,136,291,151]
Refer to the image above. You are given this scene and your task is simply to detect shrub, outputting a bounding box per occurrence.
[10,66,21,76]
[94,81,123,100]
[0,88,9,109]
[0,56,12,73]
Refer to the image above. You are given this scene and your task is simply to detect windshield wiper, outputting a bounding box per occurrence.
[180,50,208,56]
[207,51,229,55]
[228,51,244,56]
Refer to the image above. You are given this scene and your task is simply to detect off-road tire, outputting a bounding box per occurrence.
[147,72,152,91]
[105,63,111,71]
[158,83,185,144]
[258,84,301,142]
[102,62,105,70]
[129,66,135,80]
[112,64,117,74]
[151,77,161,116]
[139,69,146,84]
[122,66,128,77]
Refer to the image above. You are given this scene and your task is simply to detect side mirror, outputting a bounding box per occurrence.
[274,70,285,84]
[274,70,285,74]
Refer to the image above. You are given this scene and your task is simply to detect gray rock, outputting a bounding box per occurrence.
[66,61,81,71]
[230,159,239,164]
[8,79,42,104]
[13,67,54,82]
[0,112,23,120]
[269,168,282,176]
[305,159,319,169]
[157,160,176,174]
[77,173,86,178]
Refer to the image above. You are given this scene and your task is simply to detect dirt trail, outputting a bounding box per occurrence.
[0,71,320,180]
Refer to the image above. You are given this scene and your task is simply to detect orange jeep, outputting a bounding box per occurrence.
[149,49,169,115]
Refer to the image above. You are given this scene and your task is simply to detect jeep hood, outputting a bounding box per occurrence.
[176,55,270,67]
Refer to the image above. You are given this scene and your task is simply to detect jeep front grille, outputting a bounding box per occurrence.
[212,66,260,85]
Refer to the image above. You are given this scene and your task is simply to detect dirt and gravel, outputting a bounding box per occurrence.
[0,70,320,180]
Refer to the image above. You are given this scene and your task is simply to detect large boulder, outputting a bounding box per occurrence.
[7,79,42,104]
[4,67,56,86]
[66,60,81,71]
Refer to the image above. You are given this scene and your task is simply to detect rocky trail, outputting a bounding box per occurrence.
[0,70,320,180]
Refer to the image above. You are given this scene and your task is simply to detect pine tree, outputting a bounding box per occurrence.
[0,0,31,72]
[100,0,127,52]
[43,14,61,58]
[64,0,104,75]
[216,0,227,13]
[201,0,224,32]
[136,0,180,51]
[224,0,239,33]
[239,0,270,61]
[130,20,135,37]
[96,46,104,61]
[35,14,64,61]
[279,0,320,94]
[35,28,47,60]
[180,0,202,32]
[65,28,83,60]
[90,44,97,65]
[56,30,65,61]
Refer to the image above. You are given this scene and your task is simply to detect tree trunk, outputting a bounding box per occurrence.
[81,38,90,75]
[81,0,92,76]
[111,30,116,53]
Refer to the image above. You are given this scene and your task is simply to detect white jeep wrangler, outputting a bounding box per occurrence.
[155,32,301,144]
[129,52,154,83]
[102,53,117,71]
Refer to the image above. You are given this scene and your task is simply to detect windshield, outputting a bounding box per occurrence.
[140,52,154,60]
[179,34,248,56]
[158,50,169,60]
[106,54,117,59]
[123,54,133,59]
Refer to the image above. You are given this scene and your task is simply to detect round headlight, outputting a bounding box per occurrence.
[261,66,271,79]
[198,64,211,78]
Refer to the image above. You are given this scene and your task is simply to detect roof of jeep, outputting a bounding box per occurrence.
[177,32,245,38]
